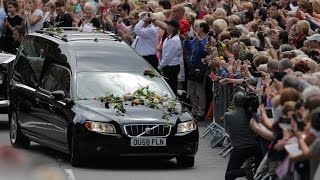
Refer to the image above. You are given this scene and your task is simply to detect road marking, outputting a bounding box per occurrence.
[64,169,76,180]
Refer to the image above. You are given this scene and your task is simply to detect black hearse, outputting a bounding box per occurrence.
[7,29,199,167]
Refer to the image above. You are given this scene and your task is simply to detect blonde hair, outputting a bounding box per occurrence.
[297,20,310,35]
[228,15,241,26]
[147,0,158,10]
[162,9,172,19]
[185,11,197,24]
[212,19,228,33]
[203,14,214,27]
[152,12,165,22]
[241,2,254,11]
[282,101,296,116]
[214,8,227,17]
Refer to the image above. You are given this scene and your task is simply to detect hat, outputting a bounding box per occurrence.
[165,19,180,29]
[306,34,320,42]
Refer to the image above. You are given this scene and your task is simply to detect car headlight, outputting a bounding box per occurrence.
[85,121,116,134]
[177,120,197,133]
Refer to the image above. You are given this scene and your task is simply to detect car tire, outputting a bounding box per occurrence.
[70,127,85,167]
[9,112,30,148]
[176,156,195,168]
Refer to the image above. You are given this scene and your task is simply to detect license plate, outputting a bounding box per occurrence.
[130,137,166,147]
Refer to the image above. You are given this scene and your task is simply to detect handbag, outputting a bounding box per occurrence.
[188,65,207,82]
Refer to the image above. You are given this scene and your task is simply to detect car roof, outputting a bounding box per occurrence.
[32,29,152,72]
[69,40,149,72]
[0,53,15,64]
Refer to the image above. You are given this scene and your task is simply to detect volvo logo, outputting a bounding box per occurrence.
[136,125,159,137]
[144,128,152,135]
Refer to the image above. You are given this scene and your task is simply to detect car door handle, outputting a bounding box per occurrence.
[35,98,40,105]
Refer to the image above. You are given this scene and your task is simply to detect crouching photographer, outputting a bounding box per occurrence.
[224,91,262,180]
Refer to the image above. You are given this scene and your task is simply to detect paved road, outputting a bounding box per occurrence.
[0,115,229,180]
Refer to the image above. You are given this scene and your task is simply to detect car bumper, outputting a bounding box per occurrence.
[75,125,199,159]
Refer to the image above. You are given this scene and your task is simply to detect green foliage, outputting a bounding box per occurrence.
[100,86,180,121]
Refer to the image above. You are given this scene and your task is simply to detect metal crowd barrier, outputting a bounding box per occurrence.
[213,82,234,125]
[202,82,235,158]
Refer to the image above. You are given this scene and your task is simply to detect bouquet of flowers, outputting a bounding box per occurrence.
[48,26,64,34]
[143,69,158,78]
[100,86,180,121]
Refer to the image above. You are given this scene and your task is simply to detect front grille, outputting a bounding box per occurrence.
[124,124,171,137]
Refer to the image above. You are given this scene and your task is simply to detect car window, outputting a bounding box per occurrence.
[76,72,173,100]
[13,36,48,88]
[41,64,71,97]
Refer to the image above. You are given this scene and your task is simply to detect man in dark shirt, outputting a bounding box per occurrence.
[224,92,262,180]
[268,2,286,29]
[54,0,72,27]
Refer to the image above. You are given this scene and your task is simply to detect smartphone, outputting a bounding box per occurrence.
[265,108,273,118]
[253,112,261,123]
[112,14,120,22]
[252,72,263,77]
[279,117,291,124]
[273,72,287,81]
[279,117,292,130]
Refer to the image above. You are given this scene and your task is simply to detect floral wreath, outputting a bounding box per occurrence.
[100,86,179,121]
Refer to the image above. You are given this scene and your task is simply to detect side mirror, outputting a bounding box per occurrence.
[51,90,65,101]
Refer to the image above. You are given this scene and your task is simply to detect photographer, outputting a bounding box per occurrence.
[132,12,158,70]
[224,92,262,180]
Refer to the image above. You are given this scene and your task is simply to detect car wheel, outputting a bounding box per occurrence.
[9,112,30,148]
[176,156,195,168]
[70,127,85,167]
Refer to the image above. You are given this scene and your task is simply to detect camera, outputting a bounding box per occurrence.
[244,92,260,118]
[112,14,120,22]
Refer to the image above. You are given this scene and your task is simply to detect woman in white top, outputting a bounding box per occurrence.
[158,19,182,95]
[24,0,43,33]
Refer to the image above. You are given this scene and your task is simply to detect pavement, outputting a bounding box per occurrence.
[0,114,232,180]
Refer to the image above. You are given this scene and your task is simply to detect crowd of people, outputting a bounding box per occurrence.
[1,0,320,179]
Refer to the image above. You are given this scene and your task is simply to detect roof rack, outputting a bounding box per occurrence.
[38,27,122,42]
[42,27,83,31]
[36,30,68,42]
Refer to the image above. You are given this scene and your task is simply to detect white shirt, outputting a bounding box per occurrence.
[26,9,44,33]
[132,20,158,56]
[158,34,182,70]
[0,8,6,37]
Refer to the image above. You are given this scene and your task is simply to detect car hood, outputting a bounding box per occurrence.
[73,100,190,125]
